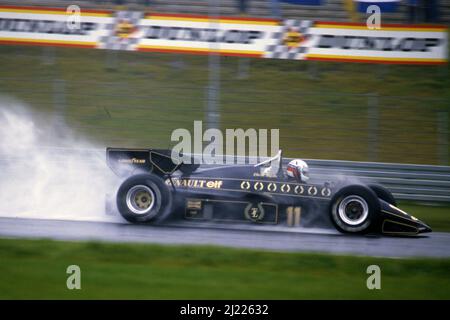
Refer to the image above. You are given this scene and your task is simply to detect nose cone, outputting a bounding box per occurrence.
[417,220,432,234]
[405,214,432,234]
[380,201,432,235]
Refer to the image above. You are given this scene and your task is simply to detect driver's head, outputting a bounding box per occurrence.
[286,159,309,182]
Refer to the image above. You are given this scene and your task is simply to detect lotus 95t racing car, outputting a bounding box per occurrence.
[106,148,432,236]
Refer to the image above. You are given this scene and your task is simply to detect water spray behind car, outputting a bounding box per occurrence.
[0,98,121,222]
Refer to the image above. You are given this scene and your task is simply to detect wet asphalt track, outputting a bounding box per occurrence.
[0,217,449,258]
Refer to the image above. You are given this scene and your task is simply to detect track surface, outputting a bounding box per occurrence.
[0,217,449,258]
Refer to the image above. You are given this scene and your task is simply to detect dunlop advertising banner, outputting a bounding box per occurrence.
[0,5,113,48]
[0,5,447,64]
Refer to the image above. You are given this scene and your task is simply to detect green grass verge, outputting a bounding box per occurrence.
[0,238,449,299]
[0,45,448,164]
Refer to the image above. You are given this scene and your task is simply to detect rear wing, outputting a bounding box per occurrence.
[106,147,198,177]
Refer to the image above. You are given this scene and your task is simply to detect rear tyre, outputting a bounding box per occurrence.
[116,174,172,223]
[369,184,396,206]
[329,185,380,234]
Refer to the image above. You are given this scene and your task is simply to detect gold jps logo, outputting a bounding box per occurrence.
[240,180,332,197]
[169,178,223,189]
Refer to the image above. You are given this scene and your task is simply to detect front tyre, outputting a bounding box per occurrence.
[329,185,380,234]
[116,174,172,223]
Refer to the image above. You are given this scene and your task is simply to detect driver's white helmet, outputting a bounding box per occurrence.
[286,159,309,182]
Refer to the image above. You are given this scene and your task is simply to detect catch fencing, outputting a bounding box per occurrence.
[0,52,449,204]
[0,75,447,166]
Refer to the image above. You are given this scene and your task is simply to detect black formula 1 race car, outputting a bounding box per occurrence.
[106,148,432,236]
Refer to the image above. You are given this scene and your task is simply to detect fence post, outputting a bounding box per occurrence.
[307,61,319,80]
[205,59,221,130]
[237,58,249,79]
[376,64,388,80]
[42,46,55,65]
[367,93,379,162]
[437,110,449,165]
[53,79,66,130]
[205,0,221,130]
[105,49,118,70]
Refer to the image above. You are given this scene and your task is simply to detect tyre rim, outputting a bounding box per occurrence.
[338,195,369,226]
[126,185,155,215]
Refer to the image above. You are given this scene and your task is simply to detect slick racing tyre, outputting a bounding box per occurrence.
[329,185,380,234]
[116,174,172,223]
[369,184,397,206]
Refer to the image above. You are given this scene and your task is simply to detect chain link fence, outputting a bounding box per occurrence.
[0,73,447,166]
